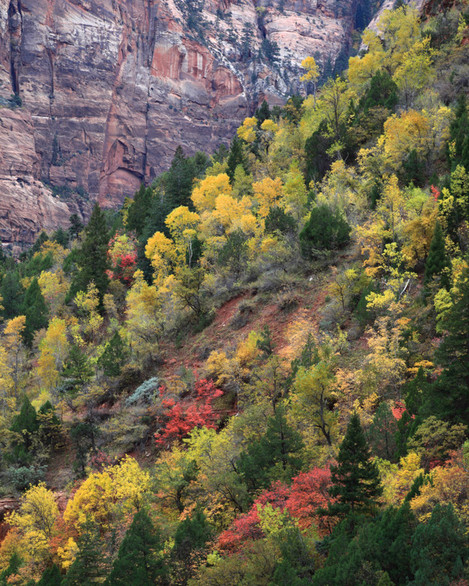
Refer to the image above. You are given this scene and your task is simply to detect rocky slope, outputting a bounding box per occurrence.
[0,0,379,249]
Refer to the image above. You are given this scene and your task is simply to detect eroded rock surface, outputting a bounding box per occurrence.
[0,0,376,247]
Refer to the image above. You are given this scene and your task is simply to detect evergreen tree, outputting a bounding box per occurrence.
[10,395,38,465]
[300,205,351,258]
[367,402,398,461]
[424,221,448,288]
[0,270,24,319]
[165,146,208,211]
[0,552,23,586]
[237,407,304,492]
[426,265,469,424]
[171,508,212,585]
[410,504,468,585]
[255,100,271,126]
[106,510,167,586]
[326,413,382,519]
[227,136,247,183]
[60,344,93,399]
[98,331,128,377]
[68,203,109,306]
[70,420,99,478]
[63,519,109,585]
[449,94,469,171]
[127,185,154,237]
[37,564,63,586]
[68,213,84,240]
[22,277,48,346]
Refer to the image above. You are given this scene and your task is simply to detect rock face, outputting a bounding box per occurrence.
[0,0,374,248]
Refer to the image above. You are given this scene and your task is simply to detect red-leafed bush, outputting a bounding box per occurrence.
[155,378,223,447]
[107,232,138,285]
[218,467,335,551]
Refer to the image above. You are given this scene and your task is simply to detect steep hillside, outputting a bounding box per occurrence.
[0,0,468,583]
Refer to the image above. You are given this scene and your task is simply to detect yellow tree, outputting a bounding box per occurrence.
[393,37,434,108]
[3,316,26,397]
[145,231,178,284]
[37,318,69,393]
[64,456,150,533]
[237,117,257,143]
[380,110,430,173]
[73,283,104,345]
[38,270,69,315]
[376,174,406,241]
[124,270,163,361]
[292,358,337,447]
[8,482,58,562]
[165,206,201,267]
[300,56,320,103]
[281,162,308,222]
[191,173,232,213]
[252,177,283,218]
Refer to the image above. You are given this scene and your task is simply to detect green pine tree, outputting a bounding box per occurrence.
[227,136,247,183]
[424,221,448,288]
[449,94,469,171]
[98,331,128,377]
[0,270,24,319]
[326,413,382,519]
[0,552,23,586]
[237,407,304,493]
[425,265,469,425]
[68,203,109,306]
[127,185,154,237]
[9,395,38,465]
[255,100,271,126]
[60,344,93,399]
[106,510,167,586]
[63,519,109,585]
[22,277,48,346]
[171,508,212,585]
[37,563,63,586]
[299,204,351,259]
[410,504,468,585]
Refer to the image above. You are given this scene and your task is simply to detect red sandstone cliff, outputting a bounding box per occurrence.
[0,0,383,248]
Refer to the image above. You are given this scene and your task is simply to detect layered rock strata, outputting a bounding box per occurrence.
[0,0,374,248]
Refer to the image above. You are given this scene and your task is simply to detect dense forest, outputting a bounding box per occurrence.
[0,1,468,584]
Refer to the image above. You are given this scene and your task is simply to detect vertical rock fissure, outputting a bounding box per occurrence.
[7,0,23,96]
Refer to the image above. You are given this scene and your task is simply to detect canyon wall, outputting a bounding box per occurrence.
[0,0,377,249]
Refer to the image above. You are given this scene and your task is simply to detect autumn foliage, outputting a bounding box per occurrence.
[155,378,224,447]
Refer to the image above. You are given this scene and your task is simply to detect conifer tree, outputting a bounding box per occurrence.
[255,100,271,126]
[98,331,128,377]
[60,344,93,399]
[68,203,109,305]
[126,185,154,237]
[424,221,448,288]
[68,213,84,240]
[326,413,382,519]
[227,136,247,183]
[449,94,469,171]
[0,552,23,585]
[63,519,109,585]
[426,265,469,425]
[37,563,63,586]
[171,508,212,585]
[22,277,48,346]
[410,504,468,585]
[106,510,167,586]
[10,395,38,464]
[0,270,24,319]
[237,407,304,492]
[300,205,351,258]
